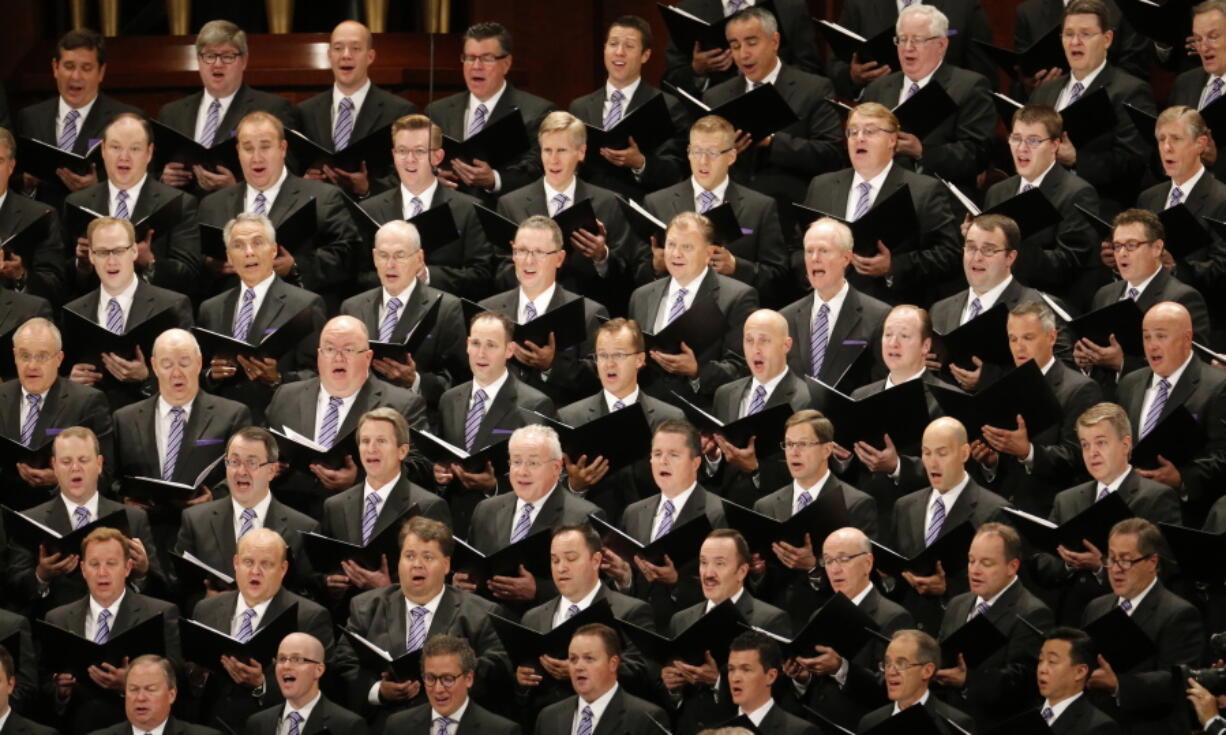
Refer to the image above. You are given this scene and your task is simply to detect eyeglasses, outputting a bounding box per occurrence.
[509,458,552,470]
[511,248,561,261]
[1007,135,1057,149]
[274,655,321,666]
[15,351,57,363]
[879,658,926,673]
[780,439,828,451]
[663,240,701,252]
[686,146,735,160]
[1106,554,1153,570]
[1109,240,1153,252]
[845,126,895,139]
[373,250,419,263]
[893,35,941,48]
[1061,31,1102,43]
[224,458,275,472]
[594,351,642,363]
[1191,31,1225,48]
[239,558,282,572]
[393,147,432,159]
[423,673,463,688]
[963,245,1008,258]
[199,52,243,65]
[90,245,133,259]
[820,552,868,568]
[461,53,509,65]
[318,346,371,359]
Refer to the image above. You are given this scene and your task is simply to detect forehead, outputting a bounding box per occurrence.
[331,24,368,47]
[689,129,725,146]
[237,537,283,558]
[231,221,270,240]
[514,227,553,247]
[464,36,504,55]
[1108,532,1139,551]
[1041,638,1071,657]
[596,328,634,348]
[154,337,198,358]
[803,226,839,248]
[727,649,761,666]
[1112,222,1147,240]
[509,434,549,455]
[727,17,767,37]
[374,230,413,250]
[898,12,933,32]
[1006,312,1044,332]
[1077,419,1118,439]
[105,118,149,144]
[1157,119,1195,138]
[539,129,576,147]
[424,653,464,672]
[469,318,507,342]
[85,539,124,559]
[321,322,364,342]
[551,530,587,551]
[201,42,241,54]
[607,25,644,44]
[652,431,689,450]
[228,436,268,458]
[970,532,1005,556]
[1064,12,1103,31]
[1196,9,1226,28]
[358,418,396,439]
[966,224,1006,245]
[822,533,859,553]
[886,637,918,658]
[1012,119,1050,136]
[403,533,443,553]
[392,127,429,146]
[785,422,817,439]
[743,315,783,338]
[56,435,95,454]
[127,663,166,684]
[884,310,921,332]
[237,121,280,142]
[702,536,737,556]
[848,111,889,129]
[666,224,707,246]
[569,633,607,655]
[58,47,100,66]
[14,326,55,349]
[92,223,131,245]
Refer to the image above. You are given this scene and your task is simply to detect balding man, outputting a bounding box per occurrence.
[0,318,113,511]
[791,527,913,731]
[0,125,68,306]
[244,632,368,735]
[339,219,468,410]
[780,217,889,392]
[265,314,429,517]
[64,113,203,298]
[890,417,1010,633]
[84,655,219,735]
[295,20,416,198]
[705,308,814,506]
[1116,301,1226,518]
[191,529,336,733]
[64,216,195,411]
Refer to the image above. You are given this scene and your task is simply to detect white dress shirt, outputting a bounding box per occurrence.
[108,174,148,219]
[472,369,510,412]
[654,268,709,332]
[1043,691,1083,724]
[543,177,578,216]
[155,396,194,473]
[58,96,99,145]
[845,163,894,221]
[691,175,731,212]
[961,275,1014,325]
[278,691,322,735]
[235,272,277,335]
[520,283,558,324]
[745,59,783,93]
[61,491,101,529]
[739,369,787,417]
[131,720,168,735]
[1056,60,1106,111]
[811,281,850,338]
[603,78,642,125]
[897,64,942,107]
[553,582,604,628]
[231,595,274,637]
[331,79,372,135]
[513,488,554,537]
[651,484,696,540]
[924,474,970,535]
[19,386,50,433]
[86,589,125,641]
[401,179,439,216]
[1019,160,1057,192]
[739,698,775,727]
[793,472,832,512]
[245,166,288,212]
[232,493,273,540]
[1201,74,1226,109]
[1139,353,1192,429]
[431,698,470,735]
[381,280,418,331]
[362,473,398,523]
[193,89,239,145]
[96,274,140,332]
[312,385,360,443]
[1120,577,1158,615]
[603,388,639,412]
[891,689,931,715]
[1095,466,1132,497]
[572,683,619,734]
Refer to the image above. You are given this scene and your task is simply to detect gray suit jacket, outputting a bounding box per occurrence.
[112,391,251,487]
[0,609,37,715]
[780,286,890,392]
[157,85,297,146]
[1172,65,1226,180]
[294,83,415,193]
[321,475,452,544]
[1136,171,1226,304]
[43,591,182,669]
[87,718,218,735]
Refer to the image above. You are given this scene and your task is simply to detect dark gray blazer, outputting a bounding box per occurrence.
[43,590,182,668]
[857,695,977,735]
[157,85,297,145]
[532,687,670,735]
[294,83,415,192]
[0,712,57,735]
[384,700,522,734]
[112,391,251,486]
[668,588,791,637]
[0,192,68,305]
[321,475,452,543]
[242,695,368,735]
[780,286,890,392]
[0,609,36,715]
[1048,695,1123,735]
[1136,171,1226,304]
[1172,66,1226,180]
[86,717,219,735]
[1014,0,1151,82]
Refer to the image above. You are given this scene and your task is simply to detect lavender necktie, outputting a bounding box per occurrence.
[525,302,539,322]
[74,506,91,529]
[852,181,872,220]
[379,297,402,342]
[728,0,745,13]
[58,109,80,151]
[238,507,257,538]
[406,605,428,651]
[1096,485,1109,502]
[286,711,303,735]
[94,609,111,643]
[604,89,625,130]
[233,288,256,341]
[905,82,921,100]
[253,192,267,216]
[795,491,813,514]
[746,385,767,416]
[1068,81,1085,105]
[1022,183,1035,192]
[361,492,381,545]
[666,288,688,325]
[968,600,990,620]
[1041,707,1054,724]
[968,297,983,321]
[698,190,717,213]
[20,394,40,447]
[510,502,535,543]
[1168,186,1184,209]
[410,196,424,217]
[810,303,829,377]
[334,97,355,150]
[566,604,581,620]
[468,103,488,139]
[435,716,453,735]
[199,98,221,146]
[552,193,569,215]
[1139,378,1170,439]
[162,406,185,481]
[1205,78,1225,109]
[105,298,124,334]
[318,395,344,449]
[925,496,945,547]
[1127,286,1140,302]
[114,189,130,220]
[613,399,625,410]
[235,607,256,642]
[577,706,594,735]
[464,388,487,451]
[653,499,675,541]
[1119,598,1133,614]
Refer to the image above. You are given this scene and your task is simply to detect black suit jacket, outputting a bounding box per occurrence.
[15,94,141,207]
[804,164,962,305]
[704,64,845,220]
[0,286,52,340]
[0,377,114,511]
[424,84,557,203]
[1117,358,1226,514]
[0,609,36,716]
[0,712,57,735]
[937,581,1054,729]
[644,179,786,300]
[857,695,977,735]
[86,717,219,735]
[294,83,416,193]
[197,173,360,299]
[63,178,203,297]
[0,192,68,305]
[264,375,430,516]
[532,687,669,735]
[780,286,890,392]
[1136,171,1226,306]
[1015,0,1151,83]
[340,584,510,719]
[357,182,495,298]
[493,178,636,313]
[61,280,195,411]
[984,161,1101,300]
[1029,64,1155,212]
[620,486,729,630]
[322,475,452,542]
[558,393,685,522]
[435,374,556,536]
[242,695,368,735]
[569,81,690,200]
[1048,695,1124,735]
[112,391,251,487]
[861,63,994,191]
[478,285,606,406]
[191,586,334,733]
[627,269,758,406]
[1081,582,1204,735]
[386,701,522,734]
[196,276,327,423]
[663,0,823,96]
[1172,67,1226,179]
[157,85,297,146]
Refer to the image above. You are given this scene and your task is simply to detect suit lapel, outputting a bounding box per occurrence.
[1164,359,1200,421]
[530,486,567,534]
[127,281,160,327]
[219,87,254,139]
[427,587,459,642]
[132,180,159,222]
[33,379,69,441]
[268,176,304,224]
[336,379,379,439]
[477,377,520,448]
[210,501,239,564]
[592,689,626,735]
[250,278,291,336]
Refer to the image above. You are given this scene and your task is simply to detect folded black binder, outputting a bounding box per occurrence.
[269,426,357,473]
[451,529,553,590]
[807,377,932,451]
[939,612,1009,669]
[943,180,1063,238]
[658,2,737,52]
[871,521,976,578]
[667,82,800,141]
[974,26,1068,79]
[369,295,444,363]
[170,551,235,591]
[122,454,225,508]
[934,302,1013,371]
[1116,0,1194,48]
[617,196,668,241]
[2,506,131,557]
[585,92,675,154]
[199,197,317,260]
[0,435,54,472]
[590,512,713,569]
[1159,522,1226,584]
[18,135,102,180]
[1074,202,1113,241]
[150,119,239,173]
[552,198,600,246]
[61,305,180,370]
[490,599,615,665]
[816,19,897,66]
[1131,405,1206,470]
[930,360,1062,439]
[861,704,944,735]
[286,123,394,174]
[702,202,745,245]
[1001,491,1131,556]
[620,598,745,666]
[795,183,919,257]
[1084,606,1156,673]
[1156,203,1210,262]
[36,614,165,679]
[641,291,726,354]
[511,297,589,352]
[192,305,318,362]
[441,108,531,169]
[755,590,883,660]
[300,504,418,575]
[1067,299,1144,356]
[65,194,184,245]
[0,209,54,265]
[524,403,652,474]
[473,204,518,251]
[672,394,791,459]
[980,709,1051,735]
[723,491,851,556]
[338,626,421,681]
[409,427,510,476]
[893,82,958,141]
[1061,87,1117,150]
[180,603,298,670]
[992,92,1024,125]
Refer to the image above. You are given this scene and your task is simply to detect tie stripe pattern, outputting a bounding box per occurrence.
[666,288,688,325]
[286,711,303,735]
[468,104,488,139]
[852,182,872,220]
[566,604,581,620]
[239,507,257,538]
[1168,186,1184,209]
[94,609,111,644]
[464,389,487,451]
[604,89,624,129]
[236,607,256,642]
[654,499,675,541]
[410,196,424,217]
[698,190,716,213]
[969,600,990,620]
[59,110,80,151]
[334,97,355,150]
[510,502,535,544]
[233,289,256,341]
[552,193,569,216]
[1205,78,1225,109]
[1127,287,1140,302]
[114,189,130,220]
[795,491,813,514]
[612,399,626,411]
[925,497,945,547]
[106,298,125,334]
[253,192,267,216]
[746,385,766,416]
[162,406,185,481]
[435,716,453,735]
[1096,485,1109,502]
[200,99,222,146]
[406,605,429,651]
[318,396,344,449]
[1119,599,1133,614]
[379,298,402,342]
[361,493,381,545]
[1068,81,1085,105]
[20,394,41,447]
[576,705,594,735]
[1041,707,1054,724]
[1139,378,1170,440]
[74,506,91,530]
[810,303,829,378]
[525,302,539,322]
[968,297,983,321]
[905,82,920,100]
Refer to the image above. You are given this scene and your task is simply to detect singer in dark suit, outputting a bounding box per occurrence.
[174,497,317,593]
[0,611,35,717]
[532,684,669,735]
[0,182,69,306]
[1014,0,1151,85]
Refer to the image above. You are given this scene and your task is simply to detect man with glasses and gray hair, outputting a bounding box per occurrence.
[383,634,521,733]
[856,629,975,734]
[157,19,296,192]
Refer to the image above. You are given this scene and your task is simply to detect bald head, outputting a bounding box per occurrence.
[151,328,203,405]
[1142,301,1194,377]
[236,527,288,563]
[825,527,872,554]
[323,315,370,344]
[328,19,376,95]
[152,328,201,358]
[280,632,326,662]
[743,308,792,382]
[921,417,970,492]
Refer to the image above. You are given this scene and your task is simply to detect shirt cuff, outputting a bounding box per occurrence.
[1022,444,1035,472]
[888,459,901,482]
[832,657,850,687]
[490,170,502,193]
[368,681,382,705]
[409,372,422,393]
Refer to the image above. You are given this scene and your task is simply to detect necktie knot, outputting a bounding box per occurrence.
[106,297,124,334]
[510,502,535,543]
[853,181,873,220]
[27,394,41,409]
[1069,81,1085,104]
[552,193,569,215]
[21,393,41,447]
[972,600,990,619]
[253,192,267,216]
[1141,378,1171,439]
[1127,286,1140,301]
[1169,186,1184,208]
[612,399,626,411]
[74,506,91,529]
[654,499,676,541]
[611,90,623,103]
[411,605,428,621]
[170,406,184,419]
[340,97,354,112]
[925,496,946,548]
[752,80,765,89]
[1119,598,1133,613]
[435,716,453,735]
[1096,485,1109,502]
[747,384,767,416]
[387,297,402,314]
[795,490,813,513]
[525,301,539,322]
[379,297,403,342]
[810,303,830,378]
[905,81,921,99]
[1022,182,1035,192]
[59,109,80,150]
[968,297,983,321]
[468,104,488,139]
[566,604,581,620]
[410,196,424,217]
[239,507,257,538]
[1209,78,1226,110]
[286,710,303,735]
[1041,706,1054,723]
[698,190,717,213]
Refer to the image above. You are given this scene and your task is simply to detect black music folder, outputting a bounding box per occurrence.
[872,521,976,578]
[668,82,800,141]
[269,426,357,473]
[939,612,1009,669]
[641,292,726,354]
[65,195,184,245]
[975,26,1067,79]
[198,197,317,260]
[1084,606,1157,673]
[191,305,318,363]
[451,529,553,589]
[19,135,102,180]
[893,82,958,140]
[3,507,131,558]
[490,599,615,665]
[170,551,235,591]
[180,603,297,670]
[512,297,589,351]
[702,202,746,245]
[122,454,225,509]
[1131,405,1206,470]
[0,209,54,264]
[1001,491,1131,556]
[525,403,652,474]
[807,377,932,451]
[300,504,417,575]
[671,393,791,458]
[441,108,531,169]
[37,614,165,679]
[409,427,510,476]
[339,626,421,681]
[473,204,518,251]
[761,591,883,660]
[286,122,394,173]
[590,513,713,569]
[61,305,180,369]
[618,196,667,240]
[930,360,1062,439]
[1159,523,1226,584]
[796,183,919,256]
[1068,299,1144,356]
[620,599,745,666]
[585,92,675,154]
[934,301,1014,370]
[723,491,852,556]
[150,119,239,173]
[368,295,444,363]
[816,19,897,65]
[1061,87,1117,149]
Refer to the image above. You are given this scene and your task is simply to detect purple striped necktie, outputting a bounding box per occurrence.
[1205,78,1225,109]
[604,90,624,130]
[162,406,185,481]
[810,303,829,377]
[464,389,487,450]
[379,297,402,342]
[925,496,945,547]
[1139,378,1170,439]
[334,97,355,150]
[114,189,130,220]
[58,109,80,151]
[20,393,40,447]
[467,104,488,139]
[199,98,221,146]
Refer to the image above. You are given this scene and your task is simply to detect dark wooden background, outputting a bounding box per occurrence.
[0,0,1023,117]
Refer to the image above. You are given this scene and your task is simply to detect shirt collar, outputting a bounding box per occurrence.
[1172,163,1207,192]
[236,593,274,621]
[62,491,100,525]
[1122,576,1158,613]
[707,585,745,612]
[432,698,471,728]
[975,574,1018,609]
[794,471,831,504]
[745,59,783,92]
[603,387,639,411]
[749,369,788,406]
[102,272,140,302]
[543,177,578,209]
[1154,351,1194,384]
[579,682,620,718]
[884,366,927,389]
[1099,465,1133,495]
[473,368,510,401]
[131,719,168,735]
[365,472,400,499]
[157,394,194,417]
[1043,691,1084,720]
[232,492,273,528]
[668,267,709,296]
[1039,356,1057,375]
[739,697,776,726]
[519,282,558,320]
[849,582,873,606]
[1126,264,1162,294]
[405,585,446,613]
[931,473,970,510]
[108,173,148,207]
[661,482,697,507]
[893,688,931,715]
[241,271,277,300]
[59,95,98,127]
[813,280,850,312]
[691,175,730,206]
[606,77,642,103]
[383,279,418,307]
[1070,58,1107,87]
[89,587,126,623]
[970,273,1013,303]
[247,164,288,196]
[470,81,507,109]
[333,79,373,122]
[852,161,894,197]
[516,487,554,519]
[562,579,604,608]
[281,691,322,730]
[1021,160,1058,191]
[904,62,941,90]
[401,178,440,208]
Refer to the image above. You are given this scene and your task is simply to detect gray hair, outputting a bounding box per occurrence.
[223,212,276,247]
[152,328,202,358]
[518,214,564,251]
[196,19,248,56]
[805,217,854,254]
[897,4,950,38]
[730,6,778,35]
[14,317,62,351]
[509,424,563,461]
[1009,300,1058,333]
[375,219,422,254]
